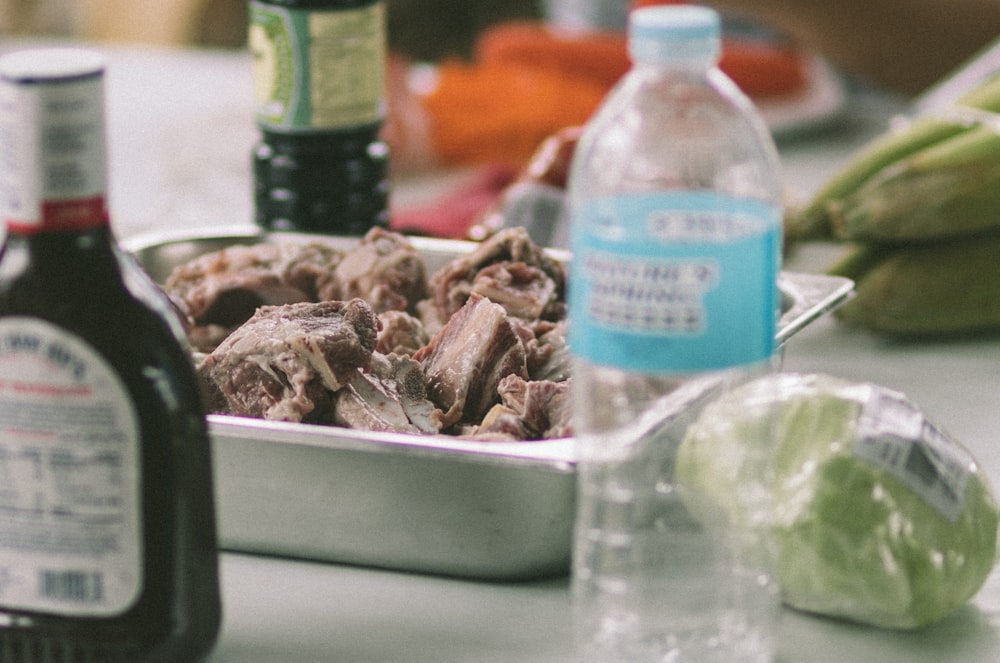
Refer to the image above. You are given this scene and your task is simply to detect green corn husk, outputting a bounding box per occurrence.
[790,119,972,240]
[790,72,1000,242]
[831,130,1000,242]
[951,70,1000,108]
[828,233,1000,336]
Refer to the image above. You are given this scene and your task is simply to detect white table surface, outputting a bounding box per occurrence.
[5,38,1000,662]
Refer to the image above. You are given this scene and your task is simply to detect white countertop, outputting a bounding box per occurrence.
[5,39,1000,662]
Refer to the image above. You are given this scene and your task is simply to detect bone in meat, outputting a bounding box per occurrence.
[413,293,528,429]
[334,353,443,434]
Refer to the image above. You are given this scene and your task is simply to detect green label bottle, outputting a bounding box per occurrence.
[249,0,390,234]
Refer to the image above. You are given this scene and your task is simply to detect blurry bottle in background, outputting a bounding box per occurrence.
[0,48,221,661]
[249,0,390,235]
[542,0,628,33]
[566,5,783,663]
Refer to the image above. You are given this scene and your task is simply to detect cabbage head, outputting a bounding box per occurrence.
[675,372,999,629]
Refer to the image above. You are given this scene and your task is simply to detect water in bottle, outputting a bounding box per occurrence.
[566,5,784,662]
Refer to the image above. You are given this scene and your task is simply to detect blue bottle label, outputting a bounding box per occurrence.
[568,191,780,372]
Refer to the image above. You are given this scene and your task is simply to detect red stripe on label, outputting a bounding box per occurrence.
[5,197,109,233]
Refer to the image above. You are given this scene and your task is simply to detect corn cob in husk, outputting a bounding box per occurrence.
[789,71,1000,336]
[790,72,1000,243]
[828,235,1000,336]
[831,128,1000,242]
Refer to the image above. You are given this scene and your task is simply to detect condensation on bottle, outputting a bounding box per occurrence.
[566,5,784,663]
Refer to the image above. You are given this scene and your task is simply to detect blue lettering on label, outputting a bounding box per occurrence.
[0,333,42,354]
[568,191,781,373]
[648,210,771,243]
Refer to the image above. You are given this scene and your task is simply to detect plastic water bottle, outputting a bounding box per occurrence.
[542,0,629,33]
[566,5,783,663]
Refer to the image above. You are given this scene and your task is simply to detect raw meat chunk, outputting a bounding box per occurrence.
[426,227,565,322]
[376,310,430,356]
[164,240,344,350]
[526,319,571,382]
[198,299,378,423]
[477,375,571,440]
[471,261,559,320]
[330,227,427,313]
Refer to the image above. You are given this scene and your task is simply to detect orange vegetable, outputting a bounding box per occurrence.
[720,38,808,98]
[475,21,630,89]
[401,20,809,170]
[477,22,807,99]
[420,59,607,167]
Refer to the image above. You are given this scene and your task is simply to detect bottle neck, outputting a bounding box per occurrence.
[0,58,110,236]
[0,224,122,311]
[627,56,729,96]
[632,55,717,75]
[2,224,117,262]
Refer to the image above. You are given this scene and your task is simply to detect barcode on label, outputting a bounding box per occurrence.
[38,570,105,603]
[855,391,972,523]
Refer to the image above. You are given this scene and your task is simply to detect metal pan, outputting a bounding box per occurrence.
[124,228,854,580]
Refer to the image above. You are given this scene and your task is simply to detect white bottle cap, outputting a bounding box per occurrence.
[0,48,106,83]
[628,5,721,65]
[542,0,628,33]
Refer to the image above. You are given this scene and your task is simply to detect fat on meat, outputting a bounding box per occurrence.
[197,299,378,423]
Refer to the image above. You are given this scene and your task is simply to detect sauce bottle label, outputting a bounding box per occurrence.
[249,1,386,131]
[0,68,108,233]
[0,318,142,617]
[569,191,780,372]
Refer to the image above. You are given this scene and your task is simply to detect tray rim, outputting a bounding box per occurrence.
[208,413,578,468]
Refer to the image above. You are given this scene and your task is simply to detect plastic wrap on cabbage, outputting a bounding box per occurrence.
[675,372,999,629]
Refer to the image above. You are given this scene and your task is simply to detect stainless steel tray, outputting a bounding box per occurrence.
[124,228,854,580]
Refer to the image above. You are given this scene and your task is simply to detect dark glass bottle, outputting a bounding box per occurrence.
[249,0,390,234]
[0,49,221,661]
